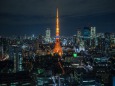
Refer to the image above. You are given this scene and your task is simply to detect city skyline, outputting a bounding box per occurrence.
[0,1,115,84]
[0,0,115,36]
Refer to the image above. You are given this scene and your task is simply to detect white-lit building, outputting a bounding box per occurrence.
[90,27,97,46]
[90,27,96,38]
[45,28,51,43]
[79,40,85,52]
[77,29,81,38]
[77,29,82,44]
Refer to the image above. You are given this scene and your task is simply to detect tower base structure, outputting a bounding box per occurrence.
[53,39,63,57]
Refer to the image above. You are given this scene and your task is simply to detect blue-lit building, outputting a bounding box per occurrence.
[83,27,90,38]
[82,27,91,49]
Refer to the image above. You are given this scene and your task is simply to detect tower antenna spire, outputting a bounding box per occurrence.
[57,8,58,18]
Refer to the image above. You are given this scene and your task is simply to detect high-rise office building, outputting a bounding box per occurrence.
[83,27,90,48]
[83,27,90,38]
[77,29,81,38]
[18,52,23,71]
[73,35,77,45]
[90,27,96,38]
[13,53,16,73]
[79,40,85,52]
[77,29,81,44]
[104,32,111,50]
[90,27,96,47]
[45,28,51,43]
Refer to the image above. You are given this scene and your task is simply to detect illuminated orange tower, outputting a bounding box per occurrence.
[53,8,63,56]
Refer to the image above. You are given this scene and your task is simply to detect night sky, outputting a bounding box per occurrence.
[0,0,115,36]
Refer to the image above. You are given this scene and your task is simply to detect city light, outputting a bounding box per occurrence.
[0,1,114,85]
[73,53,78,58]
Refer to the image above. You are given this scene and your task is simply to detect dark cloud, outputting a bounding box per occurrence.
[0,0,115,36]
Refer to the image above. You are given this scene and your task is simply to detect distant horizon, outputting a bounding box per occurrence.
[0,27,114,37]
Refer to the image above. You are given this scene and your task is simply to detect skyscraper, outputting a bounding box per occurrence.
[77,29,81,38]
[83,27,90,38]
[90,27,97,47]
[53,8,63,56]
[77,29,82,44]
[91,27,96,38]
[83,27,90,48]
[45,28,51,43]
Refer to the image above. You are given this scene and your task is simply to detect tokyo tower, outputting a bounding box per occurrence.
[53,8,63,56]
